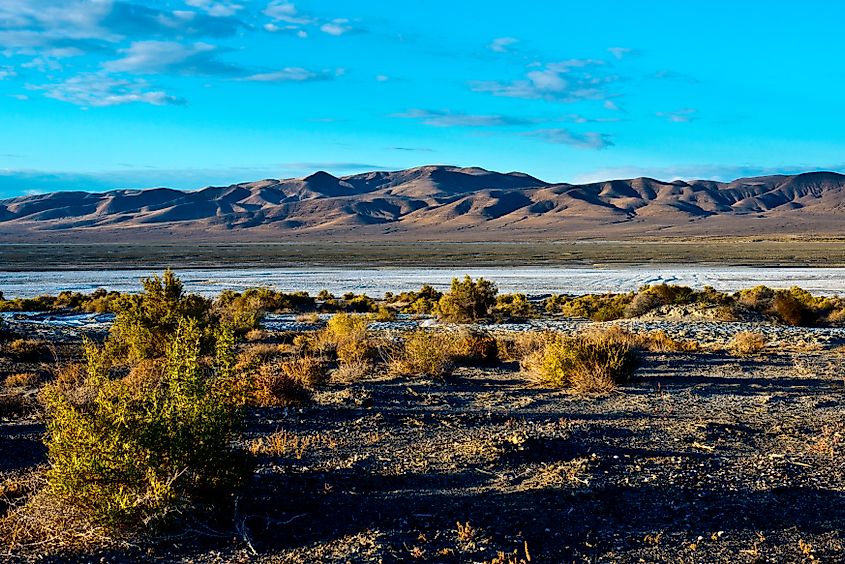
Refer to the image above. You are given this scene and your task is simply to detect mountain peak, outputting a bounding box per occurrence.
[2,167,845,242]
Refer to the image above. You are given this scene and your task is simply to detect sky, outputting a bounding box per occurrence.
[1,0,845,197]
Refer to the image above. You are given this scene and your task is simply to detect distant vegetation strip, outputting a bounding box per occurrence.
[2,271,844,329]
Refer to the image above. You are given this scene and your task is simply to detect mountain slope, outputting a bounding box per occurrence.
[1,166,844,242]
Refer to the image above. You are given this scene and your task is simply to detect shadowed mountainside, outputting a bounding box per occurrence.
[1,166,845,241]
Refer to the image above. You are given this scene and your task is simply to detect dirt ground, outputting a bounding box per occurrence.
[1,337,844,562]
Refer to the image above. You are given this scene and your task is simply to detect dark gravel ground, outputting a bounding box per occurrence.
[1,338,844,562]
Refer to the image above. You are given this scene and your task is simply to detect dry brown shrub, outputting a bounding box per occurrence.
[3,372,39,389]
[389,330,455,379]
[252,362,310,406]
[497,331,556,362]
[729,331,767,355]
[279,355,329,388]
[451,330,499,365]
[0,484,117,554]
[809,422,844,458]
[332,361,373,383]
[244,328,269,342]
[121,358,165,393]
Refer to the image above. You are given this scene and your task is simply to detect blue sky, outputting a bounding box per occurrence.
[1,0,844,197]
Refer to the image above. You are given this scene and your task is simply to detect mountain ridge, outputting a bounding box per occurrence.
[1,166,844,242]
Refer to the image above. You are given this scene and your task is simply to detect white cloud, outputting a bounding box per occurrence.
[185,0,243,17]
[36,73,184,107]
[472,59,618,102]
[0,67,17,80]
[375,74,389,82]
[603,100,620,111]
[263,1,312,24]
[320,18,351,36]
[489,37,518,53]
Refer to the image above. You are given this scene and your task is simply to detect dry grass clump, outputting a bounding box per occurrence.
[296,312,321,324]
[389,330,456,379]
[729,331,767,355]
[637,330,700,353]
[522,329,638,393]
[3,372,40,389]
[4,339,51,361]
[248,430,337,458]
[497,331,557,362]
[244,328,269,342]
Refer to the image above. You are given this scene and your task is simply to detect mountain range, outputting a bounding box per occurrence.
[1,166,844,242]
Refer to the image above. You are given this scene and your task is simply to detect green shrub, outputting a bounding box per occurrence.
[545,293,632,321]
[522,330,638,393]
[437,276,498,323]
[495,293,538,321]
[109,269,214,362]
[41,319,242,529]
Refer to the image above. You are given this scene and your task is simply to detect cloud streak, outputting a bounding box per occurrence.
[393,109,537,127]
[523,128,614,149]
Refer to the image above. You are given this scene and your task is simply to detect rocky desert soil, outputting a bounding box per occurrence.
[1,318,844,563]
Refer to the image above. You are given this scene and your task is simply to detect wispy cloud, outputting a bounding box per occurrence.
[607,47,637,60]
[523,128,614,149]
[571,163,845,183]
[103,40,243,76]
[656,108,697,123]
[393,109,537,127]
[471,59,619,103]
[489,37,518,53]
[243,67,340,82]
[652,69,698,83]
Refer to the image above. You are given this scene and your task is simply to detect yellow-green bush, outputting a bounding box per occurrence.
[522,330,638,393]
[495,293,538,321]
[109,269,214,362]
[320,313,373,365]
[40,319,242,529]
[437,276,498,323]
[545,293,633,321]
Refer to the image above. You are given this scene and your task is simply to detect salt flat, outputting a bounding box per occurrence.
[2,265,845,299]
